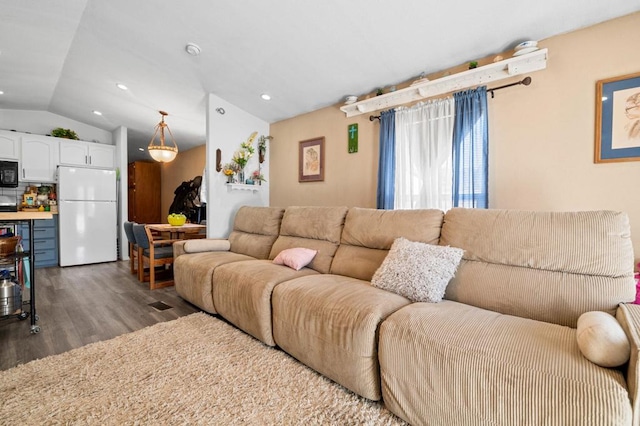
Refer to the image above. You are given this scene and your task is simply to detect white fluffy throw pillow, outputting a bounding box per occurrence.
[371,237,464,303]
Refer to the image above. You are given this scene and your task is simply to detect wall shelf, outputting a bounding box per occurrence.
[340,48,549,117]
[226,183,262,192]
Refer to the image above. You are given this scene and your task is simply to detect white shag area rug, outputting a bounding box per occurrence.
[0,313,406,425]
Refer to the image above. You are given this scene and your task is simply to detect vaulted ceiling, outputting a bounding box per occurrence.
[1,1,639,161]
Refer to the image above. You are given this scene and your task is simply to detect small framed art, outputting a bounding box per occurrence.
[299,137,325,182]
[595,71,640,163]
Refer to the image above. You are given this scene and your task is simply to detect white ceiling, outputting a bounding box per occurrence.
[1,1,639,162]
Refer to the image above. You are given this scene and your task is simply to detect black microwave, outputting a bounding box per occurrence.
[0,161,19,188]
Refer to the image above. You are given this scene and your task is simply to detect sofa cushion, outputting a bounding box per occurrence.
[213,260,319,346]
[269,206,348,274]
[272,247,317,271]
[272,274,410,401]
[577,311,630,367]
[330,207,444,281]
[379,301,632,425]
[439,208,635,327]
[371,238,463,303]
[173,251,254,313]
[228,206,285,259]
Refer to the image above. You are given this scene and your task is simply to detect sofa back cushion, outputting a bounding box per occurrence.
[439,208,635,327]
[330,208,444,281]
[269,206,348,274]
[229,206,285,259]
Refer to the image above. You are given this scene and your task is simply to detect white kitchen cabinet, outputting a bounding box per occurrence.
[59,140,115,169]
[21,135,58,182]
[86,143,115,168]
[0,130,21,160]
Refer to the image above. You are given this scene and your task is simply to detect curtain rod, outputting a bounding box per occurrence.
[369,76,532,121]
[487,76,532,98]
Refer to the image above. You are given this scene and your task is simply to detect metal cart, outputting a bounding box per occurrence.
[0,212,53,334]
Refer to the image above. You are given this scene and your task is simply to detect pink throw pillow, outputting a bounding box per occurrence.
[273,248,317,271]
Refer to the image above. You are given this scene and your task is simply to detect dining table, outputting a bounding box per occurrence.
[145,223,206,240]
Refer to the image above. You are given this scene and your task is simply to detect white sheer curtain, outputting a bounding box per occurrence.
[394,97,455,211]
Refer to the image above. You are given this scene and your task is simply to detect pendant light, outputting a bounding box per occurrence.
[148,110,178,163]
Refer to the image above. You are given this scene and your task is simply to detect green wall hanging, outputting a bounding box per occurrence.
[348,123,358,153]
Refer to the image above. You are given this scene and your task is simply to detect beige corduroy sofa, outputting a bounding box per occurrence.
[173,205,639,425]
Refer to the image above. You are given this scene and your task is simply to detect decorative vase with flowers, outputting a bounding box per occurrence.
[222,163,237,183]
[252,170,266,185]
[257,135,272,163]
[231,133,257,183]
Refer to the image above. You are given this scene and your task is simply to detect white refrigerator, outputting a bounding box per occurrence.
[58,166,117,267]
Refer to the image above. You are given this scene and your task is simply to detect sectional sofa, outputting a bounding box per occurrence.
[173,205,639,425]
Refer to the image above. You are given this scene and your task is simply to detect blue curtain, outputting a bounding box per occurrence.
[376,109,396,209]
[452,87,488,208]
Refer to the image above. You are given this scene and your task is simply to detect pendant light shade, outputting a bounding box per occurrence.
[148,110,178,163]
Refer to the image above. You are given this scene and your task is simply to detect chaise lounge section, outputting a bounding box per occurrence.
[174,205,639,425]
[379,209,636,424]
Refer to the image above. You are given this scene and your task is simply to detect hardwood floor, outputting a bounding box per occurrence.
[0,260,199,371]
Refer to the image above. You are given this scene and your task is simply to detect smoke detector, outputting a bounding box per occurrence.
[185,43,201,56]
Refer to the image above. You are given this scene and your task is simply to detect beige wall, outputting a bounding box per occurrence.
[160,144,206,222]
[270,106,379,208]
[270,12,640,261]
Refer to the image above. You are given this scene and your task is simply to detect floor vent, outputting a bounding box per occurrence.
[148,301,172,311]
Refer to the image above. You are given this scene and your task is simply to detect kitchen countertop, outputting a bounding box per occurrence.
[0,212,54,220]
[19,210,58,215]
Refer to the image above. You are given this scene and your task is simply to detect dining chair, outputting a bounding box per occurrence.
[132,224,177,290]
[123,221,138,275]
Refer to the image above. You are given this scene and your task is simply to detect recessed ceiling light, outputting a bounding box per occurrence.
[116,83,128,91]
[185,43,201,56]
[92,110,102,116]
[138,148,145,152]
[0,91,4,95]
[261,93,271,101]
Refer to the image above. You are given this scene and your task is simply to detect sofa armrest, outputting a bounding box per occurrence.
[616,303,640,425]
[173,238,231,259]
[173,240,188,259]
[184,239,230,253]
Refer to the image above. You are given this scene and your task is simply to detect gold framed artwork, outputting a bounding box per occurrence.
[595,71,640,163]
[299,137,325,182]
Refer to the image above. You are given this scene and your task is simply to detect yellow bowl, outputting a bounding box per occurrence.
[167,215,186,226]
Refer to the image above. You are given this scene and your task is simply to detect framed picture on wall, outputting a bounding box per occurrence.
[595,71,640,163]
[299,137,325,182]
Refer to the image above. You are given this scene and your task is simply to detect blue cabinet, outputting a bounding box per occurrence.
[18,215,58,268]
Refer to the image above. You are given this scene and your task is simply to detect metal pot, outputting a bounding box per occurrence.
[0,276,21,317]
